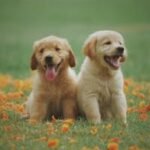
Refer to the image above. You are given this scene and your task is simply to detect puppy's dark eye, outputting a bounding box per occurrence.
[119,41,122,45]
[104,41,111,45]
[55,47,61,51]
[39,48,44,53]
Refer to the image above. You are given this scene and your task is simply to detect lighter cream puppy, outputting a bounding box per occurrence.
[25,36,78,121]
[77,30,127,125]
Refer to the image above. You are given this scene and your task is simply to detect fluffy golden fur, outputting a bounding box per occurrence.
[77,30,127,125]
[25,36,78,121]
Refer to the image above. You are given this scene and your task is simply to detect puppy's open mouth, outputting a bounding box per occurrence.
[44,62,62,81]
[104,55,123,70]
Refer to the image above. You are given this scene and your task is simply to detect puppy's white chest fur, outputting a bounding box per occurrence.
[97,80,112,103]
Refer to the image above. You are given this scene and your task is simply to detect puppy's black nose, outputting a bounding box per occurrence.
[117,47,124,54]
[45,56,53,64]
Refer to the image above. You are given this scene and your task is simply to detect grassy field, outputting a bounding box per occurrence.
[0,0,150,150]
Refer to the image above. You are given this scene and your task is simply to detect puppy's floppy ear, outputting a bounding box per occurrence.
[83,36,97,59]
[30,52,38,70]
[64,39,76,67]
[30,41,38,70]
[68,50,76,67]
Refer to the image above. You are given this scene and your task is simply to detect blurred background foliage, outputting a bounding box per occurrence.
[0,0,150,80]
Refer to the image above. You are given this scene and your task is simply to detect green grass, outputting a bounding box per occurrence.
[0,0,150,150]
[1,116,150,150]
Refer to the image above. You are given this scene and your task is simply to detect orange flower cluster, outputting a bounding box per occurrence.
[110,137,120,144]
[61,119,74,133]
[0,74,31,119]
[107,137,120,150]
[46,119,75,148]
[128,103,150,121]
[0,75,149,149]
[90,126,98,135]
[138,104,150,121]
[125,79,145,96]
[1,111,9,120]
[125,78,150,121]
[0,75,11,89]
[47,138,59,148]
[12,79,32,91]
[107,142,119,150]
[124,79,149,99]
[61,123,70,133]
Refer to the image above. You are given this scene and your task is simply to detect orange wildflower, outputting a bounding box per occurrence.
[0,75,11,89]
[12,79,32,91]
[47,139,59,148]
[61,123,70,133]
[139,113,148,121]
[110,137,120,143]
[136,104,150,121]
[14,104,25,114]
[124,79,134,87]
[3,125,12,132]
[7,91,24,100]
[146,104,150,111]
[140,104,150,113]
[107,142,119,150]
[132,90,145,99]
[90,126,98,135]
[134,84,144,92]
[63,118,74,125]
[105,124,112,130]
[136,93,145,99]
[0,112,9,120]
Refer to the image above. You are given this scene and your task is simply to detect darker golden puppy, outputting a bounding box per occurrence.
[25,36,78,121]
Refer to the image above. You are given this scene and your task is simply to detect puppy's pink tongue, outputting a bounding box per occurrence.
[45,67,57,81]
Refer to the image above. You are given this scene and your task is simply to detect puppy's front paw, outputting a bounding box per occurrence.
[92,119,101,124]
[87,116,101,124]
[122,122,128,128]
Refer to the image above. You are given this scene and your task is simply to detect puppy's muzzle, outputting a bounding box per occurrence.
[45,56,53,66]
[104,46,125,70]
[116,47,124,56]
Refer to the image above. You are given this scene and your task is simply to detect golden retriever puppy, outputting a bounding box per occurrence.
[77,30,127,125]
[25,36,78,121]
